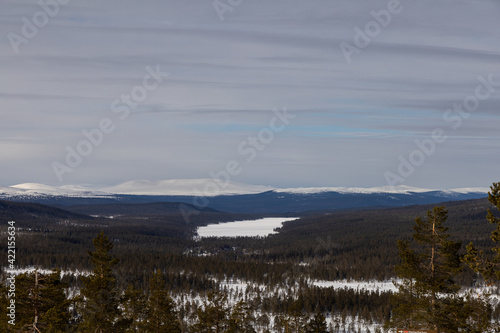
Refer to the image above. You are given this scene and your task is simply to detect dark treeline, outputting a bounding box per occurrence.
[0,231,392,332]
[1,197,497,287]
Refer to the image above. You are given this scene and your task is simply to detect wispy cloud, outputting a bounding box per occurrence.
[1,0,499,188]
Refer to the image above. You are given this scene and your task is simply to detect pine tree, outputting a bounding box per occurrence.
[463,182,500,332]
[457,291,492,333]
[305,312,328,333]
[256,313,270,332]
[192,291,229,333]
[0,278,19,333]
[36,269,71,332]
[272,314,288,333]
[121,284,147,332]
[227,300,256,333]
[78,231,128,332]
[464,182,500,284]
[287,299,306,333]
[11,269,70,332]
[388,207,467,332]
[387,240,426,329]
[141,270,181,333]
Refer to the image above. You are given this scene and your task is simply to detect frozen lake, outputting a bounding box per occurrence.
[196,217,299,238]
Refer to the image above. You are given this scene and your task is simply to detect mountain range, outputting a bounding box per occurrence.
[0,180,490,214]
[0,180,490,196]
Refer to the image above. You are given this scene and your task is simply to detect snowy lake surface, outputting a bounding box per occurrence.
[196,217,299,238]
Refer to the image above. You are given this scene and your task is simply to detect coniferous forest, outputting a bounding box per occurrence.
[1,183,499,332]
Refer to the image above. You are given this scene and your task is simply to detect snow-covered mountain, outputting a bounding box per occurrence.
[0,180,490,214]
[0,180,490,198]
[0,180,273,198]
[100,179,274,196]
[0,183,111,198]
[275,185,491,195]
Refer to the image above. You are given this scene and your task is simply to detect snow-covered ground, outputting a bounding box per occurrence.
[3,266,498,332]
[3,266,90,277]
[311,279,399,293]
[196,217,299,238]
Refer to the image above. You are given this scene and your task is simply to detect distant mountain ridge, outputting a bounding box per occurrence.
[274,185,490,195]
[0,180,490,197]
[0,180,490,214]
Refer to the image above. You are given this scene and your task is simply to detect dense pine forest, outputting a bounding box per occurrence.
[1,184,499,332]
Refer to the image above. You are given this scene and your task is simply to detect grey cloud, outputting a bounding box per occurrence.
[1,0,499,188]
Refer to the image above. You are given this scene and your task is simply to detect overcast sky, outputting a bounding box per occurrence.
[1,0,499,189]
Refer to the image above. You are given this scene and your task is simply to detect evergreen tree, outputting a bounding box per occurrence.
[387,240,425,329]
[463,182,500,332]
[121,284,147,332]
[305,312,328,333]
[272,314,288,333]
[227,300,256,333]
[388,207,467,332]
[192,291,229,333]
[78,231,128,332]
[464,182,500,284]
[141,270,181,333]
[287,299,306,333]
[35,269,71,332]
[256,313,270,332]
[0,278,19,333]
[11,269,69,332]
[456,291,492,333]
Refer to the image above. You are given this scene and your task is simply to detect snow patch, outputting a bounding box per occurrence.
[310,279,399,293]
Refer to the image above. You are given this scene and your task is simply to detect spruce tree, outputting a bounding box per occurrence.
[272,314,287,333]
[305,312,328,333]
[0,274,20,333]
[192,291,229,333]
[389,240,425,329]
[227,300,256,333]
[78,231,127,332]
[464,182,500,283]
[0,281,13,333]
[256,313,270,332]
[121,284,147,332]
[141,270,181,333]
[288,299,306,333]
[463,182,500,331]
